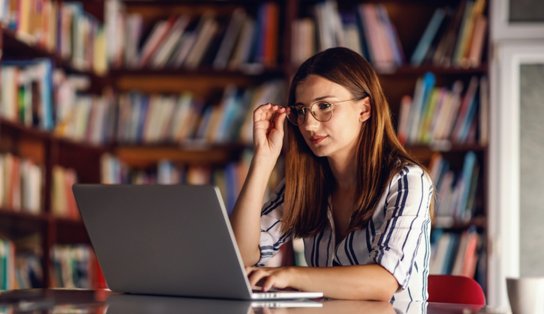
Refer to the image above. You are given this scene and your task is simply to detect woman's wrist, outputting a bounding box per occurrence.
[287,266,306,291]
[251,153,279,173]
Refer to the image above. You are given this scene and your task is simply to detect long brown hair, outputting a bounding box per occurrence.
[283,47,428,237]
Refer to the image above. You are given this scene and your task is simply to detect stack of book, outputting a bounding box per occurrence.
[106,1,279,71]
[397,73,488,145]
[0,153,43,214]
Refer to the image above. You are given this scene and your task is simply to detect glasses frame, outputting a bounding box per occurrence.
[285,93,369,126]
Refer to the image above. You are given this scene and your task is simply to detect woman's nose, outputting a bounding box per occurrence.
[301,111,320,130]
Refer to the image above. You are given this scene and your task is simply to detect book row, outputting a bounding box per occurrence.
[115,81,284,145]
[411,0,487,68]
[0,152,82,217]
[397,74,488,145]
[51,245,105,289]
[429,152,480,224]
[292,0,487,70]
[0,234,42,290]
[101,151,283,215]
[1,61,489,148]
[0,59,107,134]
[106,1,279,71]
[430,227,482,279]
[1,0,486,75]
[0,0,107,74]
[0,60,284,144]
[0,153,42,214]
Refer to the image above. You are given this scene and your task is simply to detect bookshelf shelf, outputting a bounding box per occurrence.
[114,74,265,93]
[0,210,49,224]
[53,219,90,245]
[0,210,48,237]
[0,0,490,294]
[110,67,284,78]
[380,65,488,77]
[406,143,486,153]
[0,118,52,142]
[0,118,109,153]
[2,30,54,59]
[114,143,248,167]
[2,30,106,80]
[432,216,486,231]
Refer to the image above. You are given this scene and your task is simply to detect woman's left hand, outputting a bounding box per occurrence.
[246,266,296,291]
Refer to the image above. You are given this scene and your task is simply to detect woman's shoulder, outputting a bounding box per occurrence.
[390,163,432,186]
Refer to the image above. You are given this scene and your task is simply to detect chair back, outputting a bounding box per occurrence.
[427,274,486,305]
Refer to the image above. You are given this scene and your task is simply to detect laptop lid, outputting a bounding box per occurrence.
[73,184,322,300]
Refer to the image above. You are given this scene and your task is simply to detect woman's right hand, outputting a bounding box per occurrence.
[253,103,287,159]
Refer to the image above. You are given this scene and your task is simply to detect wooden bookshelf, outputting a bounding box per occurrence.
[0,0,490,294]
[114,143,249,168]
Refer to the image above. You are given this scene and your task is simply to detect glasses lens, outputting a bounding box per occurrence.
[287,102,334,125]
[287,106,301,125]
[312,102,333,122]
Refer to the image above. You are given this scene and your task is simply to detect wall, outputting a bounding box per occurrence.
[509,0,544,22]
[520,64,544,276]
[489,0,544,308]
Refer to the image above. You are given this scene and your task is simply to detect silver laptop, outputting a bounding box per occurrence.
[73,184,323,300]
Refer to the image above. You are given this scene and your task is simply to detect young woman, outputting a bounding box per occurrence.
[230,47,433,302]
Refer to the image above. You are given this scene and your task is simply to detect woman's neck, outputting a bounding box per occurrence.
[328,156,358,191]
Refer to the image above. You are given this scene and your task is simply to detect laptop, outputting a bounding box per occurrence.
[105,293,323,313]
[73,184,323,300]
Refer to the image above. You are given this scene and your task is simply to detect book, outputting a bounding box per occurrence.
[411,8,446,66]
[150,16,190,68]
[229,17,255,69]
[291,18,316,65]
[466,15,487,67]
[408,72,435,143]
[213,9,246,69]
[397,95,412,144]
[260,2,279,67]
[184,14,219,69]
[452,76,479,142]
[376,4,404,66]
[433,0,467,66]
[138,16,177,67]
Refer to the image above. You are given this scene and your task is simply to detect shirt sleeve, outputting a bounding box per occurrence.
[256,180,292,266]
[370,165,433,290]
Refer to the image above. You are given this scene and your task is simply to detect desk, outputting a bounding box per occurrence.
[0,289,494,314]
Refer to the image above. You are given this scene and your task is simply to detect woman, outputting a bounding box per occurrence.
[230,47,433,302]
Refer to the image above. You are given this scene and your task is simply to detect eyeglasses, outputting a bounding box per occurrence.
[286,94,369,126]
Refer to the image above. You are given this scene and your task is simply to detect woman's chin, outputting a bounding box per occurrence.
[308,145,330,158]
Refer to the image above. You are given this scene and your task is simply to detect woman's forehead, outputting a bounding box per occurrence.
[295,75,352,102]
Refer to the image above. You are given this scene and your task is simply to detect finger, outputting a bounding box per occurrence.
[254,103,272,121]
[262,276,276,292]
[273,108,287,130]
[248,269,268,288]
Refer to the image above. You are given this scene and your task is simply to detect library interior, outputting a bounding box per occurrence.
[0,0,543,311]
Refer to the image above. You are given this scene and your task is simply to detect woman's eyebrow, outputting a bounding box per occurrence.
[313,95,334,101]
[295,95,335,105]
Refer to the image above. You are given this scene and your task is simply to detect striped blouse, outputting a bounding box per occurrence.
[257,164,433,302]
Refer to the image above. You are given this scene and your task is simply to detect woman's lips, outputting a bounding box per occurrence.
[310,135,327,145]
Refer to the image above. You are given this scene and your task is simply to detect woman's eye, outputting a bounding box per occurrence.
[317,102,332,110]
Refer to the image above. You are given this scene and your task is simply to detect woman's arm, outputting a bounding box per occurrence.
[247,165,433,301]
[230,104,286,267]
[247,264,398,301]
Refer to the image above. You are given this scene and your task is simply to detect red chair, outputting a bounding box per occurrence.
[427,274,486,305]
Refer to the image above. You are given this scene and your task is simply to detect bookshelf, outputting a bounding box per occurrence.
[0,0,490,295]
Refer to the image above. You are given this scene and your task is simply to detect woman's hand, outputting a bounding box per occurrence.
[253,103,287,160]
[246,266,296,291]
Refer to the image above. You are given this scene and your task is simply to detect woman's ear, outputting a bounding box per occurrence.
[359,97,371,123]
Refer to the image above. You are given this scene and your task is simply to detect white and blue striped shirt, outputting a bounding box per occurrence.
[258,164,433,301]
